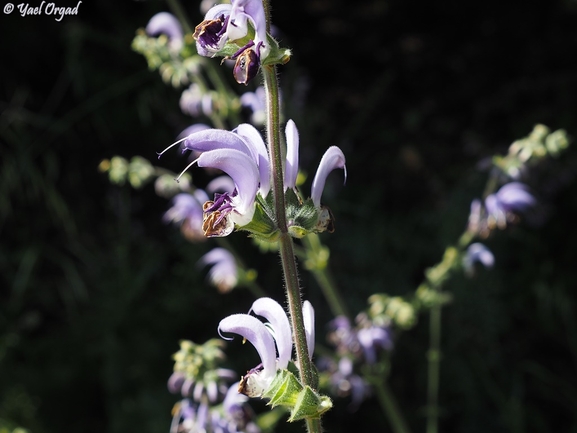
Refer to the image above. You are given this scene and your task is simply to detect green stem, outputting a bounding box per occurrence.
[301,234,350,318]
[426,303,442,433]
[310,268,349,318]
[373,378,412,433]
[263,62,319,432]
[165,0,193,35]
[263,63,313,383]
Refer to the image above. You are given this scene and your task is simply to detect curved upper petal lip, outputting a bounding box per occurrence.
[218,313,277,378]
[311,146,347,207]
[250,297,292,369]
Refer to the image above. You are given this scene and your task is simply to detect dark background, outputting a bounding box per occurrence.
[2,0,577,432]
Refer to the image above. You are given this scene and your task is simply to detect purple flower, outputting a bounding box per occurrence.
[218,297,315,397]
[240,86,266,125]
[357,325,393,364]
[193,0,269,84]
[163,191,209,242]
[199,248,238,293]
[158,121,346,237]
[463,242,495,276]
[485,182,536,229]
[180,84,214,118]
[146,12,183,51]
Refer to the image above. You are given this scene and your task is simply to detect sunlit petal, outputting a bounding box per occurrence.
[302,300,315,360]
[284,119,299,191]
[218,314,276,377]
[250,297,292,369]
[311,146,347,207]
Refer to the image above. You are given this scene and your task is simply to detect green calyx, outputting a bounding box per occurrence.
[238,190,335,240]
[262,369,332,422]
[240,195,279,242]
[285,189,325,239]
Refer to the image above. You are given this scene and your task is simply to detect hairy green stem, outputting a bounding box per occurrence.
[263,63,320,432]
[262,64,315,386]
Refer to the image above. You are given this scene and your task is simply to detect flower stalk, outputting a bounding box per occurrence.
[262,63,316,387]
[262,51,321,433]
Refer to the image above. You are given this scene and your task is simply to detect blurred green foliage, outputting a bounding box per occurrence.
[2,0,577,432]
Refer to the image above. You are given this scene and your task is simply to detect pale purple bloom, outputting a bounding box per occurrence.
[240,86,266,125]
[318,356,370,410]
[163,191,209,241]
[180,84,214,118]
[168,367,237,401]
[199,248,238,293]
[485,182,536,228]
[163,191,209,226]
[218,297,315,397]
[193,0,269,83]
[467,198,483,234]
[357,325,393,364]
[158,121,346,237]
[146,12,183,51]
[463,242,495,276]
[328,316,359,355]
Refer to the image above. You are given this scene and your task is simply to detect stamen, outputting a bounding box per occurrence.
[156,136,190,159]
[175,157,200,183]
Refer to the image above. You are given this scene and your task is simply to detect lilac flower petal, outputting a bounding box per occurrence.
[199,247,234,266]
[496,182,536,211]
[163,193,204,225]
[219,314,277,377]
[197,149,259,223]
[233,123,270,196]
[284,120,299,190]
[197,402,209,430]
[183,129,254,158]
[484,193,506,227]
[206,381,218,403]
[177,124,211,140]
[464,243,495,270]
[302,300,315,360]
[198,248,238,291]
[311,146,347,207]
[204,3,232,20]
[193,189,210,204]
[206,175,236,194]
[238,0,268,57]
[167,372,186,394]
[146,12,183,45]
[250,297,292,369]
[223,382,248,413]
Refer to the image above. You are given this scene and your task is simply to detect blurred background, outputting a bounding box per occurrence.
[2,0,577,432]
